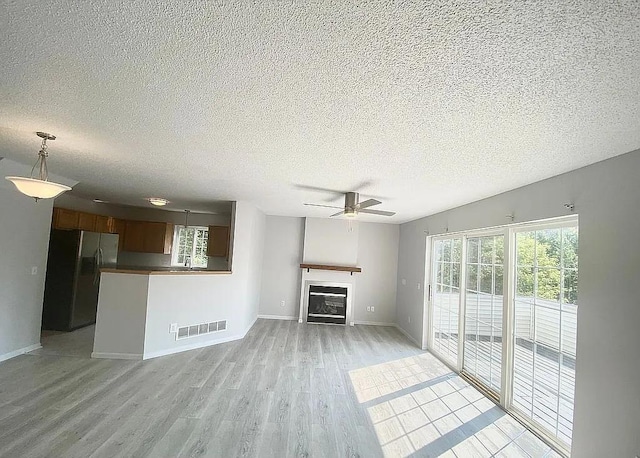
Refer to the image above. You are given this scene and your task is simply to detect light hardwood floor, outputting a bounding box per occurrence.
[0,319,557,457]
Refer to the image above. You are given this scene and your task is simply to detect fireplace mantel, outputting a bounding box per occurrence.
[300,263,362,275]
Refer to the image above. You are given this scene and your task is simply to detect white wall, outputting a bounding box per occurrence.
[260,216,399,326]
[142,201,265,357]
[395,148,640,457]
[0,159,76,361]
[303,217,359,265]
[93,272,149,359]
[259,216,304,318]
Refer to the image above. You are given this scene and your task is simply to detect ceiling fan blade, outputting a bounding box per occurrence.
[330,210,345,217]
[358,209,396,217]
[304,203,345,209]
[357,198,381,209]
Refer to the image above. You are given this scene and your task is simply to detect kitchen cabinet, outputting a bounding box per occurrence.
[95,215,115,234]
[52,208,79,230]
[52,208,114,234]
[207,225,230,257]
[113,219,127,251]
[123,221,174,254]
[77,212,97,231]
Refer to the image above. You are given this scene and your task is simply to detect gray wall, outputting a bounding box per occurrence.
[395,148,640,457]
[259,216,305,318]
[0,160,55,360]
[259,216,399,325]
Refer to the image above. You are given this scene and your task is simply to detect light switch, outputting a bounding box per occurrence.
[31,266,38,275]
[169,323,178,333]
[280,300,285,307]
[371,306,375,312]
[402,278,406,285]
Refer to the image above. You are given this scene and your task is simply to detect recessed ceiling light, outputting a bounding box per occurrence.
[148,197,169,206]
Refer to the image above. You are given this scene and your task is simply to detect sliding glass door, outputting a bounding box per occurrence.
[463,234,504,396]
[427,218,578,453]
[512,225,578,447]
[430,237,462,367]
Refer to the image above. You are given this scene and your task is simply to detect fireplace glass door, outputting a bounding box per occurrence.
[307,285,347,325]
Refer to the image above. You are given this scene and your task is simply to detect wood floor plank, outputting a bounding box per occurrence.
[0,320,443,458]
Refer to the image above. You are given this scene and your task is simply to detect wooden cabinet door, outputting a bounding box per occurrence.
[123,221,146,252]
[143,222,168,254]
[94,215,114,233]
[207,226,230,257]
[53,208,79,230]
[113,219,126,251]
[77,212,97,231]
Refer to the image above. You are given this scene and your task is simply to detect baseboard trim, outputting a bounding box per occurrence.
[258,314,297,321]
[0,343,42,363]
[353,320,396,327]
[395,324,421,348]
[143,316,259,360]
[91,352,143,360]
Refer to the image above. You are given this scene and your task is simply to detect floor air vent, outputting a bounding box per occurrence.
[176,320,227,340]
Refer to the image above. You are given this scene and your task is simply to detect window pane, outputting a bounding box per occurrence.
[513,225,578,449]
[536,229,561,268]
[537,268,561,302]
[516,267,534,298]
[463,235,504,394]
[562,227,578,269]
[431,238,462,367]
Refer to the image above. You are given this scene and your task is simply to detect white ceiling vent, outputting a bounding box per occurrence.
[176,320,227,340]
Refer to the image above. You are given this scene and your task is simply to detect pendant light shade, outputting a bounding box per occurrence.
[5,132,72,201]
[5,176,71,199]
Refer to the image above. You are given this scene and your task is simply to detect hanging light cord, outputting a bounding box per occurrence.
[30,137,49,182]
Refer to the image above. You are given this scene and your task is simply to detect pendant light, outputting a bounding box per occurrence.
[5,132,72,201]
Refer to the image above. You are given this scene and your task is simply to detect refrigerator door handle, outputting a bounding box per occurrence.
[93,249,100,286]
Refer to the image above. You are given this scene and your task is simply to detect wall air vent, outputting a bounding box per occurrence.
[175,320,228,340]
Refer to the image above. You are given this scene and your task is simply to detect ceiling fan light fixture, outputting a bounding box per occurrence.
[5,132,72,201]
[148,197,169,206]
[344,209,357,218]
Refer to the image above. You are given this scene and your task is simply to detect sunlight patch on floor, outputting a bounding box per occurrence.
[348,353,560,458]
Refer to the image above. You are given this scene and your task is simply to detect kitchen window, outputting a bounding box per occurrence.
[171,226,209,268]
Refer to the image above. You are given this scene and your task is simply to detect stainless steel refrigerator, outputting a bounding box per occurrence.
[42,230,119,331]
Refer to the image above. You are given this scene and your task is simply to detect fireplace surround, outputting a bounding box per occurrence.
[299,280,354,326]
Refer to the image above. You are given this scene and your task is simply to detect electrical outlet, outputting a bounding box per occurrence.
[169,323,178,333]
[417,282,421,290]
[366,306,371,312]
[280,300,285,307]
[31,266,38,275]
[408,315,411,324]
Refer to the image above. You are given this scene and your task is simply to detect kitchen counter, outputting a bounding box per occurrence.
[100,268,232,275]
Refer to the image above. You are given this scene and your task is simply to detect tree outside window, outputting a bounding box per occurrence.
[171,226,209,268]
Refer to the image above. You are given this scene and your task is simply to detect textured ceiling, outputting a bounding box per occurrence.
[1,1,639,222]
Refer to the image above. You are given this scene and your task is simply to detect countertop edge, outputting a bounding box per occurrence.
[101,269,233,276]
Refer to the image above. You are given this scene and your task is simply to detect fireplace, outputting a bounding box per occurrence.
[307,285,348,325]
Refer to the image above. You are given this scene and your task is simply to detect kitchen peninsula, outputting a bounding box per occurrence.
[91,201,266,361]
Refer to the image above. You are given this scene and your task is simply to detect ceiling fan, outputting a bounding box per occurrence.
[304,192,396,218]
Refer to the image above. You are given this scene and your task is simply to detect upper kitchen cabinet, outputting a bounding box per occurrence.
[123,220,174,254]
[52,208,115,234]
[52,208,79,230]
[95,215,115,233]
[77,212,97,231]
[207,225,230,257]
